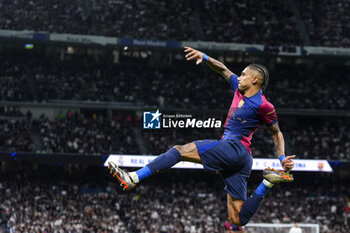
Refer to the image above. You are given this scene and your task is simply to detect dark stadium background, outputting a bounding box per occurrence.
[0,0,349,232]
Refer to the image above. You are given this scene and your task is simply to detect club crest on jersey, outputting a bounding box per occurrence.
[238,100,245,108]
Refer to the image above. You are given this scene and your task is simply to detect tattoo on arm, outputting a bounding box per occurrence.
[268,122,285,157]
[206,57,234,82]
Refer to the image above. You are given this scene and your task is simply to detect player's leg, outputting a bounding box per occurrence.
[226,178,277,226]
[130,142,201,181]
[108,142,201,190]
[227,194,244,226]
[226,168,294,226]
[174,142,202,163]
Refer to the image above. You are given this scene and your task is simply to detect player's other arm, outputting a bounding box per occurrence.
[184,46,234,82]
[268,122,295,171]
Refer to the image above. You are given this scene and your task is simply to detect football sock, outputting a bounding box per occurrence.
[134,147,181,182]
[130,170,144,183]
[238,180,273,225]
[255,179,274,196]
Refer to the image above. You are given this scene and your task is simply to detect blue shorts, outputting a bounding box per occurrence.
[194,138,252,200]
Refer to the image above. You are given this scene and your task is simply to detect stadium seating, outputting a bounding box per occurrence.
[0,0,349,47]
[296,0,350,47]
[1,59,349,110]
[3,112,346,160]
[199,0,302,45]
[0,119,34,153]
[0,57,349,160]
[1,166,348,233]
[34,111,140,155]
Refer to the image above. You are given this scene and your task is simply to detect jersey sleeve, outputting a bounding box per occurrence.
[229,74,239,91]
[258,101,278,126]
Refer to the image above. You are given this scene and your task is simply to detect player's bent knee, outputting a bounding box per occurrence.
[173,145,183,154]
[173,145,187,158]
[173,143,196,155]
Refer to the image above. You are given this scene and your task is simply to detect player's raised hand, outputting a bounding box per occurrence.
[281,155,296,171]
[184,46,205,65]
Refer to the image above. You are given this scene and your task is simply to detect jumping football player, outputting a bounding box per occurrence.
[108,47,295,226]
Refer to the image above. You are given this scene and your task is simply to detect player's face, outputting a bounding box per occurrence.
[237,67,255,91]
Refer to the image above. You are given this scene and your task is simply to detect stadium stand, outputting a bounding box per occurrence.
[0,0,349,47]
[264,63,350,110]
[0,60,32,101]
[0,0,196,41]
[34,111,140,155]
[296,0,350,47]
[0,106,24,117]
[0,0,93,35]
[0,53,349,160]
[1,166,349,233]
[285,119,350,161]
[0,119,34,153]
[1,166,129,233]
[199,0,302,45]
[1,59,349,110]
[93,0,197,40]
[1,109,348,160]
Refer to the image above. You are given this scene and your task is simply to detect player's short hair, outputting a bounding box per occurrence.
[248,64,269,90]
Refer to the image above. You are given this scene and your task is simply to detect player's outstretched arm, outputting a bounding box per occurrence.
[268,122,296,171]
[184,46,235,82]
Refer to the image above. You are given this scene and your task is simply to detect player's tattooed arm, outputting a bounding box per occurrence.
[205,57,234,82]
[268,122,296,171]
[267,122,285,158]
[184,46,235,82]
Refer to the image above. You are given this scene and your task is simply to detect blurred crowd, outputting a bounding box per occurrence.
[285,119,350,161]
[0,167,349,233]
[1,59,349,110]
[1,109,348,160]
[34,111,140,155]
[249,172,350,233]
[0,167,129,233]
[297,0,350,47]
[0,0,349,47]
[199,0,302,46]
[0,119,34,153]
[0,60,142,103]
[264,64,350,110]
[1,58,349,160]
